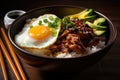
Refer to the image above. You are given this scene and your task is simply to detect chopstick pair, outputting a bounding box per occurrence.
[0,27,27,80]
[0,38,21,80]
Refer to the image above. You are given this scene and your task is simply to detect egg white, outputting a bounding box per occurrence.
[15,14,61,49]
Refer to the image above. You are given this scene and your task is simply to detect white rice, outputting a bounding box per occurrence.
[56,41,105,58]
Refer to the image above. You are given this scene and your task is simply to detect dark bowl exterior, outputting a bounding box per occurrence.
[8,5,117,72]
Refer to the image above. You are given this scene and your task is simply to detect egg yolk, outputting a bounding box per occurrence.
[28,26,51,40]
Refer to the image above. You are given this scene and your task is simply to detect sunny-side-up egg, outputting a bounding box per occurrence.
[15,14,61,56]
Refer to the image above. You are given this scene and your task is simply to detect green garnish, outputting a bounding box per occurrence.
[49,16,54,21]
[51,29,57,36]
[48,17,61,29]
[62,17,74,27]
[72,26,76,30]
[55,17,61,23]
[43,19,48,23]
[38,21,42,25]
[86,21,107,30]
[68,9,97,21]
[94,18,106,25]
[85,17,107,36]
[48,22,58,28]
[30,25,33,28]
[61,17,74,32]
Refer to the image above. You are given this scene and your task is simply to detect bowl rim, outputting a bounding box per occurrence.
[8,5,117,60]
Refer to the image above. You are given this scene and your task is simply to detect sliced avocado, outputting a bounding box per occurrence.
[94,18,106,25]
[86,21,107,30]
[68,9,89,19]
[93,29,105,36]
[78,9,89,15]
[79,15,97,21]
[68,9,97,21]
[80,9,93,18]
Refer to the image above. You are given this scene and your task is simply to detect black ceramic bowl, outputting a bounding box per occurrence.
[8,5,117,72]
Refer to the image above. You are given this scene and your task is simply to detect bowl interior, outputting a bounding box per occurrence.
[8,5,116,59]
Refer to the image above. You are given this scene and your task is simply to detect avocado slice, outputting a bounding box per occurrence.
[93,29,105,36]
[80,9,93,18]
[80,15,97,21]
[68,9,97,21]
[94,18,106,25]
[86,21,107,30]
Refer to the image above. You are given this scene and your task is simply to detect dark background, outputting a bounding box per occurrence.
[0,0,120,80]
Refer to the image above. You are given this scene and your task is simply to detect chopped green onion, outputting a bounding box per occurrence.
[49,16,54,21]
[51,29,57,36]
[43,19,48,23]
[48,18,61,28]
[72,26,76,30]
[48,22,52,28]
[62,17,74,31]
[55,17,60,23]
[30,25,33,28]
[48,22,58,28]
[39,21,42,25]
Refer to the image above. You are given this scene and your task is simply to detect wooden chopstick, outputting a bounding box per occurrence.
[0,27,27,80]
[0,48,9,80]
[0,38,22,80]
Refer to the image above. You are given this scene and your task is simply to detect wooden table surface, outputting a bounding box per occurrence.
[0,0,120,80]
